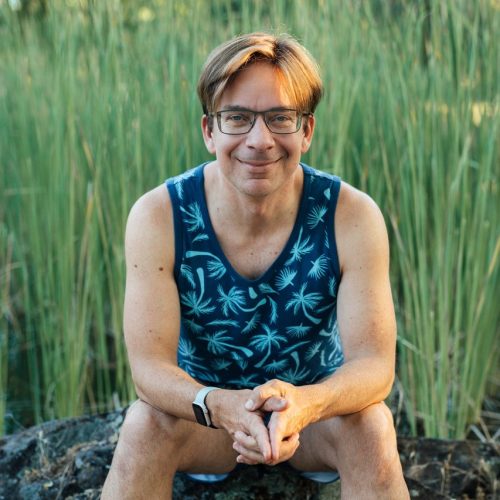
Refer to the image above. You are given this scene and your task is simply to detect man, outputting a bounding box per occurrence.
[102,32,409,499]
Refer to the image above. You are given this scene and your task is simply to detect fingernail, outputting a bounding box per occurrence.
[245,400,254,410]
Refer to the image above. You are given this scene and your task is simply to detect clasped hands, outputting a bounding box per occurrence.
[229,380,307,466]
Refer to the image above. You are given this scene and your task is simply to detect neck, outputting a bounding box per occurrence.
[206,163,304,237]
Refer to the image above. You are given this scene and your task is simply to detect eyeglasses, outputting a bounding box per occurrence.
[211,108,311,135]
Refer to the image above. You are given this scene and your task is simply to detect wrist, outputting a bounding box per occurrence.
[205,388,229,429]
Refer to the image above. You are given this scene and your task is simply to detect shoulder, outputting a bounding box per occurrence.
[335,181,389,274]
[125,184,174,270]
[302,164,340,185]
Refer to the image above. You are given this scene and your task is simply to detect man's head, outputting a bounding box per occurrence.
[197,32,323,117]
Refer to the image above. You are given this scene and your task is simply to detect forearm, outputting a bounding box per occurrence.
[131,360,254,430]
[131,361,207,422]
[299,356,394,425]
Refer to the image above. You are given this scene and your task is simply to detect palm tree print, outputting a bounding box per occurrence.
[307,205,328,229]
[328,276,338,297]
[285,227,314,265]
[242,312,260,334]
[173,168,196,200]
[178,338,209,371]
[183,318,204,334]
[308,255,329,279]
[282,351,311,384]
[250,325,287,368]
[207,259,226,279]
[180,202,204,232]
[179,268,215,317]
[201,331,253,357]
[193,233,209,243]
[286,324,312,337]
[305,341,322,361]
[185,251,226,279]
[217,285,266,316]
[281,340,310,355]
[285,283,323,324]
[264,358,289,374]
[275,268,297,290]
[171,166,345,389]
[269,298,278,324]
[319,321,341,347]
[211,358,232,371]
[228,373,258,387]
[180,264,196,288]
[259,283,278,295]
[207,319,240,328]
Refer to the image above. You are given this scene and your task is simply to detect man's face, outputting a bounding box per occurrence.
[201,62,315,198]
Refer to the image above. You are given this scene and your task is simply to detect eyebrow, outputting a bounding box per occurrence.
[218,105,295,112]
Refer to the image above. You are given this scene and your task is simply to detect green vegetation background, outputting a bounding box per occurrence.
[0,0,498,439]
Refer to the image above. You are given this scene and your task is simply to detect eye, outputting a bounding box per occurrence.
[268,112,294,123]
[223,112,252,123]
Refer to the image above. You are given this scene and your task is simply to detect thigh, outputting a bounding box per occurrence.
[287,417,341,472]
[124,399,239,474]
[288,402,396,473]
[175,420,239,474]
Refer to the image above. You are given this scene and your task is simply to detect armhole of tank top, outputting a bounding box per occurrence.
[329,177,342,281]
[165,180,182,283]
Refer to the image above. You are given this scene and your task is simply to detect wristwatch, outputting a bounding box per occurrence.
[192,386,219,428]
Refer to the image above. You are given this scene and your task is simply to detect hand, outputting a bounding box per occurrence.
[208,389,275,463]
[243,380,311,463]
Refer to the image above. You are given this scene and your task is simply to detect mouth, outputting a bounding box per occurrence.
[237,158,280,167]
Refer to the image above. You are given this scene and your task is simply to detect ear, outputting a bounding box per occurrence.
[201,114,216,154]
[300,114,315,153]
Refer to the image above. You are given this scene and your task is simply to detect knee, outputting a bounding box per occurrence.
[118,399,181,450]
[356,402,395,439]
[355,403,401,483]
[338,403,401,484]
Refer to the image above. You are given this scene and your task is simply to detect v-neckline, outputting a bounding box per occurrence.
[196,163,311,285]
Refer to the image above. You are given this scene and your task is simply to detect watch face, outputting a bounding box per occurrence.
[192,403,207,426]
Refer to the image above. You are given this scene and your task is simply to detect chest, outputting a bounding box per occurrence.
[214,223,293,280]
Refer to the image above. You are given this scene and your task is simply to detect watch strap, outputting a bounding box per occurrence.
[192,386,219,428]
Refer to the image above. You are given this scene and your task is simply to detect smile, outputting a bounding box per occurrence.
[237,158,280,167]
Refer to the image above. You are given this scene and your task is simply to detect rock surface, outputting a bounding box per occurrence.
[0,408,498,499]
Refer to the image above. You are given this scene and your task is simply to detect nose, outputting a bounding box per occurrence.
[245,115,275,150]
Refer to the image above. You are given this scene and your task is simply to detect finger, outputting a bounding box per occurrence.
[268,414,286,461]
[249,418,272,461]
[233,431,259,452]
[244,384,281,411]
[236,454,260,465]
[260,396,288,413]
[268,432,300,465]
[233,441,267,464]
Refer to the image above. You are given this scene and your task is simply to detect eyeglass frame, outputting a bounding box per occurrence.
[208,107,312,135]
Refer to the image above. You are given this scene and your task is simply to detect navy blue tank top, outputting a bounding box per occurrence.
[166,163,344,389]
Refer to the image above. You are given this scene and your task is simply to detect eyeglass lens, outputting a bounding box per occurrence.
[217,110,301,134]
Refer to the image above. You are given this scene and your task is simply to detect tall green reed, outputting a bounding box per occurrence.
[0,0,497,438]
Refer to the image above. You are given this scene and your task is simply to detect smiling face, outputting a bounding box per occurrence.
[201,62,315,199]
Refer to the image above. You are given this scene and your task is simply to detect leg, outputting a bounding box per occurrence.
[289,402,409,499]
[101,400,238,500]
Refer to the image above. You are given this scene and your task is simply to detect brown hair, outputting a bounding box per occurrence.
[197,32,323,115]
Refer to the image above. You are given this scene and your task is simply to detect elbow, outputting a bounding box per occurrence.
[379,369,395,401]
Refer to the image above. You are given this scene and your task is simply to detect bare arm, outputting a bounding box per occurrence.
[243,183,397,460]
[123,185,276,459]
[123,186,202,420]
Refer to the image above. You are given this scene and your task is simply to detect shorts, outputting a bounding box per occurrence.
[185,462,340,484]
